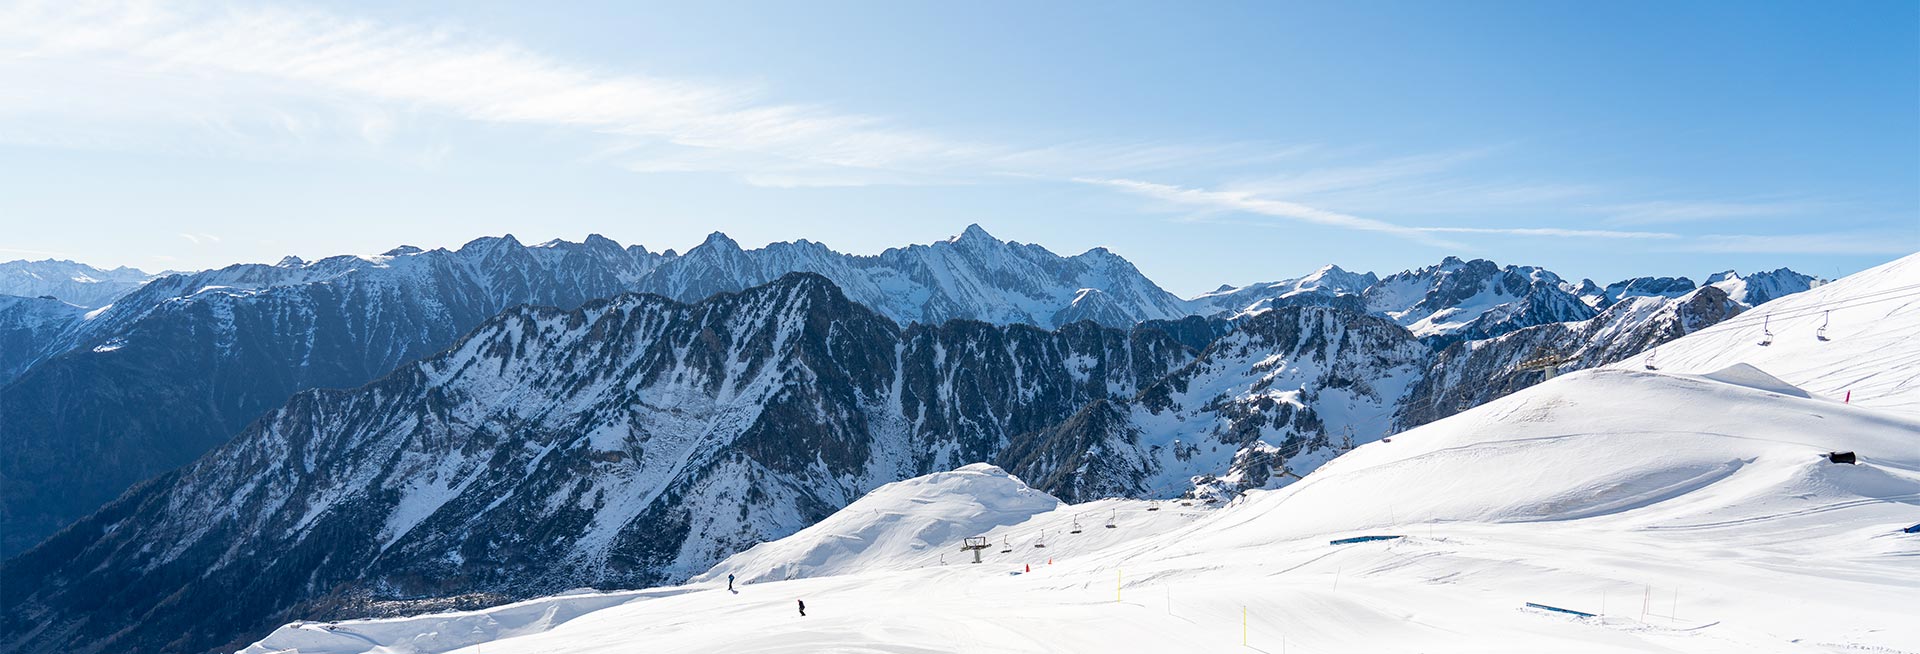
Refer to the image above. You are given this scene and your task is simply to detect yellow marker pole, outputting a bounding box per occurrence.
[1242,606,1247,646]
[1116,569,1122,602]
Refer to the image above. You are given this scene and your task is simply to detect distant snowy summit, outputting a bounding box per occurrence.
[0,258,173,308]
[4,228,1825,338]
[1192,255,1825,345]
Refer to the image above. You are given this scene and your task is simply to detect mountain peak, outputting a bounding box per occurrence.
[699,231,742,251]
[952,223,995,243]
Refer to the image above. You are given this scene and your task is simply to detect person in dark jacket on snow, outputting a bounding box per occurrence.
[797,599,806,617]
[727,574,734,592]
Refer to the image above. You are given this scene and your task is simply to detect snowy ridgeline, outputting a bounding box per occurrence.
[242,361,1920,654]
[1616,251,1920,418]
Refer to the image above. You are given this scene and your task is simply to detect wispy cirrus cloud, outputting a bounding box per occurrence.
[1073,176,1463,247]
[1080,175,1904,255]
[3,0,1891,259]
[0,0,1279,187]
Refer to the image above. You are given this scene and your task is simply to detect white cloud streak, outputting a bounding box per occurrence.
[1081,175,1905,255]
[0,0,1276,186]
[1074,176,1460,246]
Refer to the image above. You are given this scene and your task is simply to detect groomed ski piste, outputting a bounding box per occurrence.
[244,254,1920,654]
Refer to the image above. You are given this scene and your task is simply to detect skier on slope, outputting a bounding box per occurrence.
[797,599,806,617]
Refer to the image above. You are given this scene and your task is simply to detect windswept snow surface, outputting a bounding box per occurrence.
[694,464,1064,584]
[1618,251,1920,417]
[246,365,1920,653]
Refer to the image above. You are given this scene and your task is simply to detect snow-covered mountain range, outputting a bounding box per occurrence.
[1,227,1819,559]
[0,228,1851,654]
[236,295,1920,653]
[0,273,1199,654]
[0,259,171,309]
[635,225,1191,329]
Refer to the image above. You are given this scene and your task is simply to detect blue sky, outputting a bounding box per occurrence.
[0,1,1914,295]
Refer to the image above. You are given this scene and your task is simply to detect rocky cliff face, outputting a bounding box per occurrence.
[0,235,670,556]
[0,273,1196,654]
[1364,256,1599,347]
[0,228,1202,556]
[1007,306,1430,503]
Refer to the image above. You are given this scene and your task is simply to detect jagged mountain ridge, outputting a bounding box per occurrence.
[1,255,1830,654]
[1005,306,1430,502]
[0,225,1825,559]
[635,224,1191,329]
[1395,285,1746,428]
[0,273,1199,654]
[0,234,672,556]
[0,259,171,309]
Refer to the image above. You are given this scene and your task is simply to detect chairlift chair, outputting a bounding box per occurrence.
[1069,515,1083,534]
[1643,351,1657,370]
[1816,310,1831,342]
[999,536,1012,554]
[1758,314,1774,346]
[1105,509,1117,529]
[1034,530,1046,548]
[1147,501,1160,512]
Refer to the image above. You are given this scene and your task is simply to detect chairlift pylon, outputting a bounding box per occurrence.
[1816,310,1831,342]
[1757,314,1774,346]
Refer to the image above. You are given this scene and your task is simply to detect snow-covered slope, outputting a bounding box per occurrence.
[694,464,1062,584]
[0,259,170,308]
[240,363,1920,653]
[1617,251,1919,417]
[0,274,1200,654]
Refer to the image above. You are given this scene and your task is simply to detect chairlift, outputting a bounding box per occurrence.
[999,536,1012,554]
[1034,530,1046,548]
[1643,351,1657,371]
[1147,501,1160,512]
[1757,314,1774,346]
[1105,509,1117,529]
[1816,310,1831,342]
[1070,515,1083,534]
